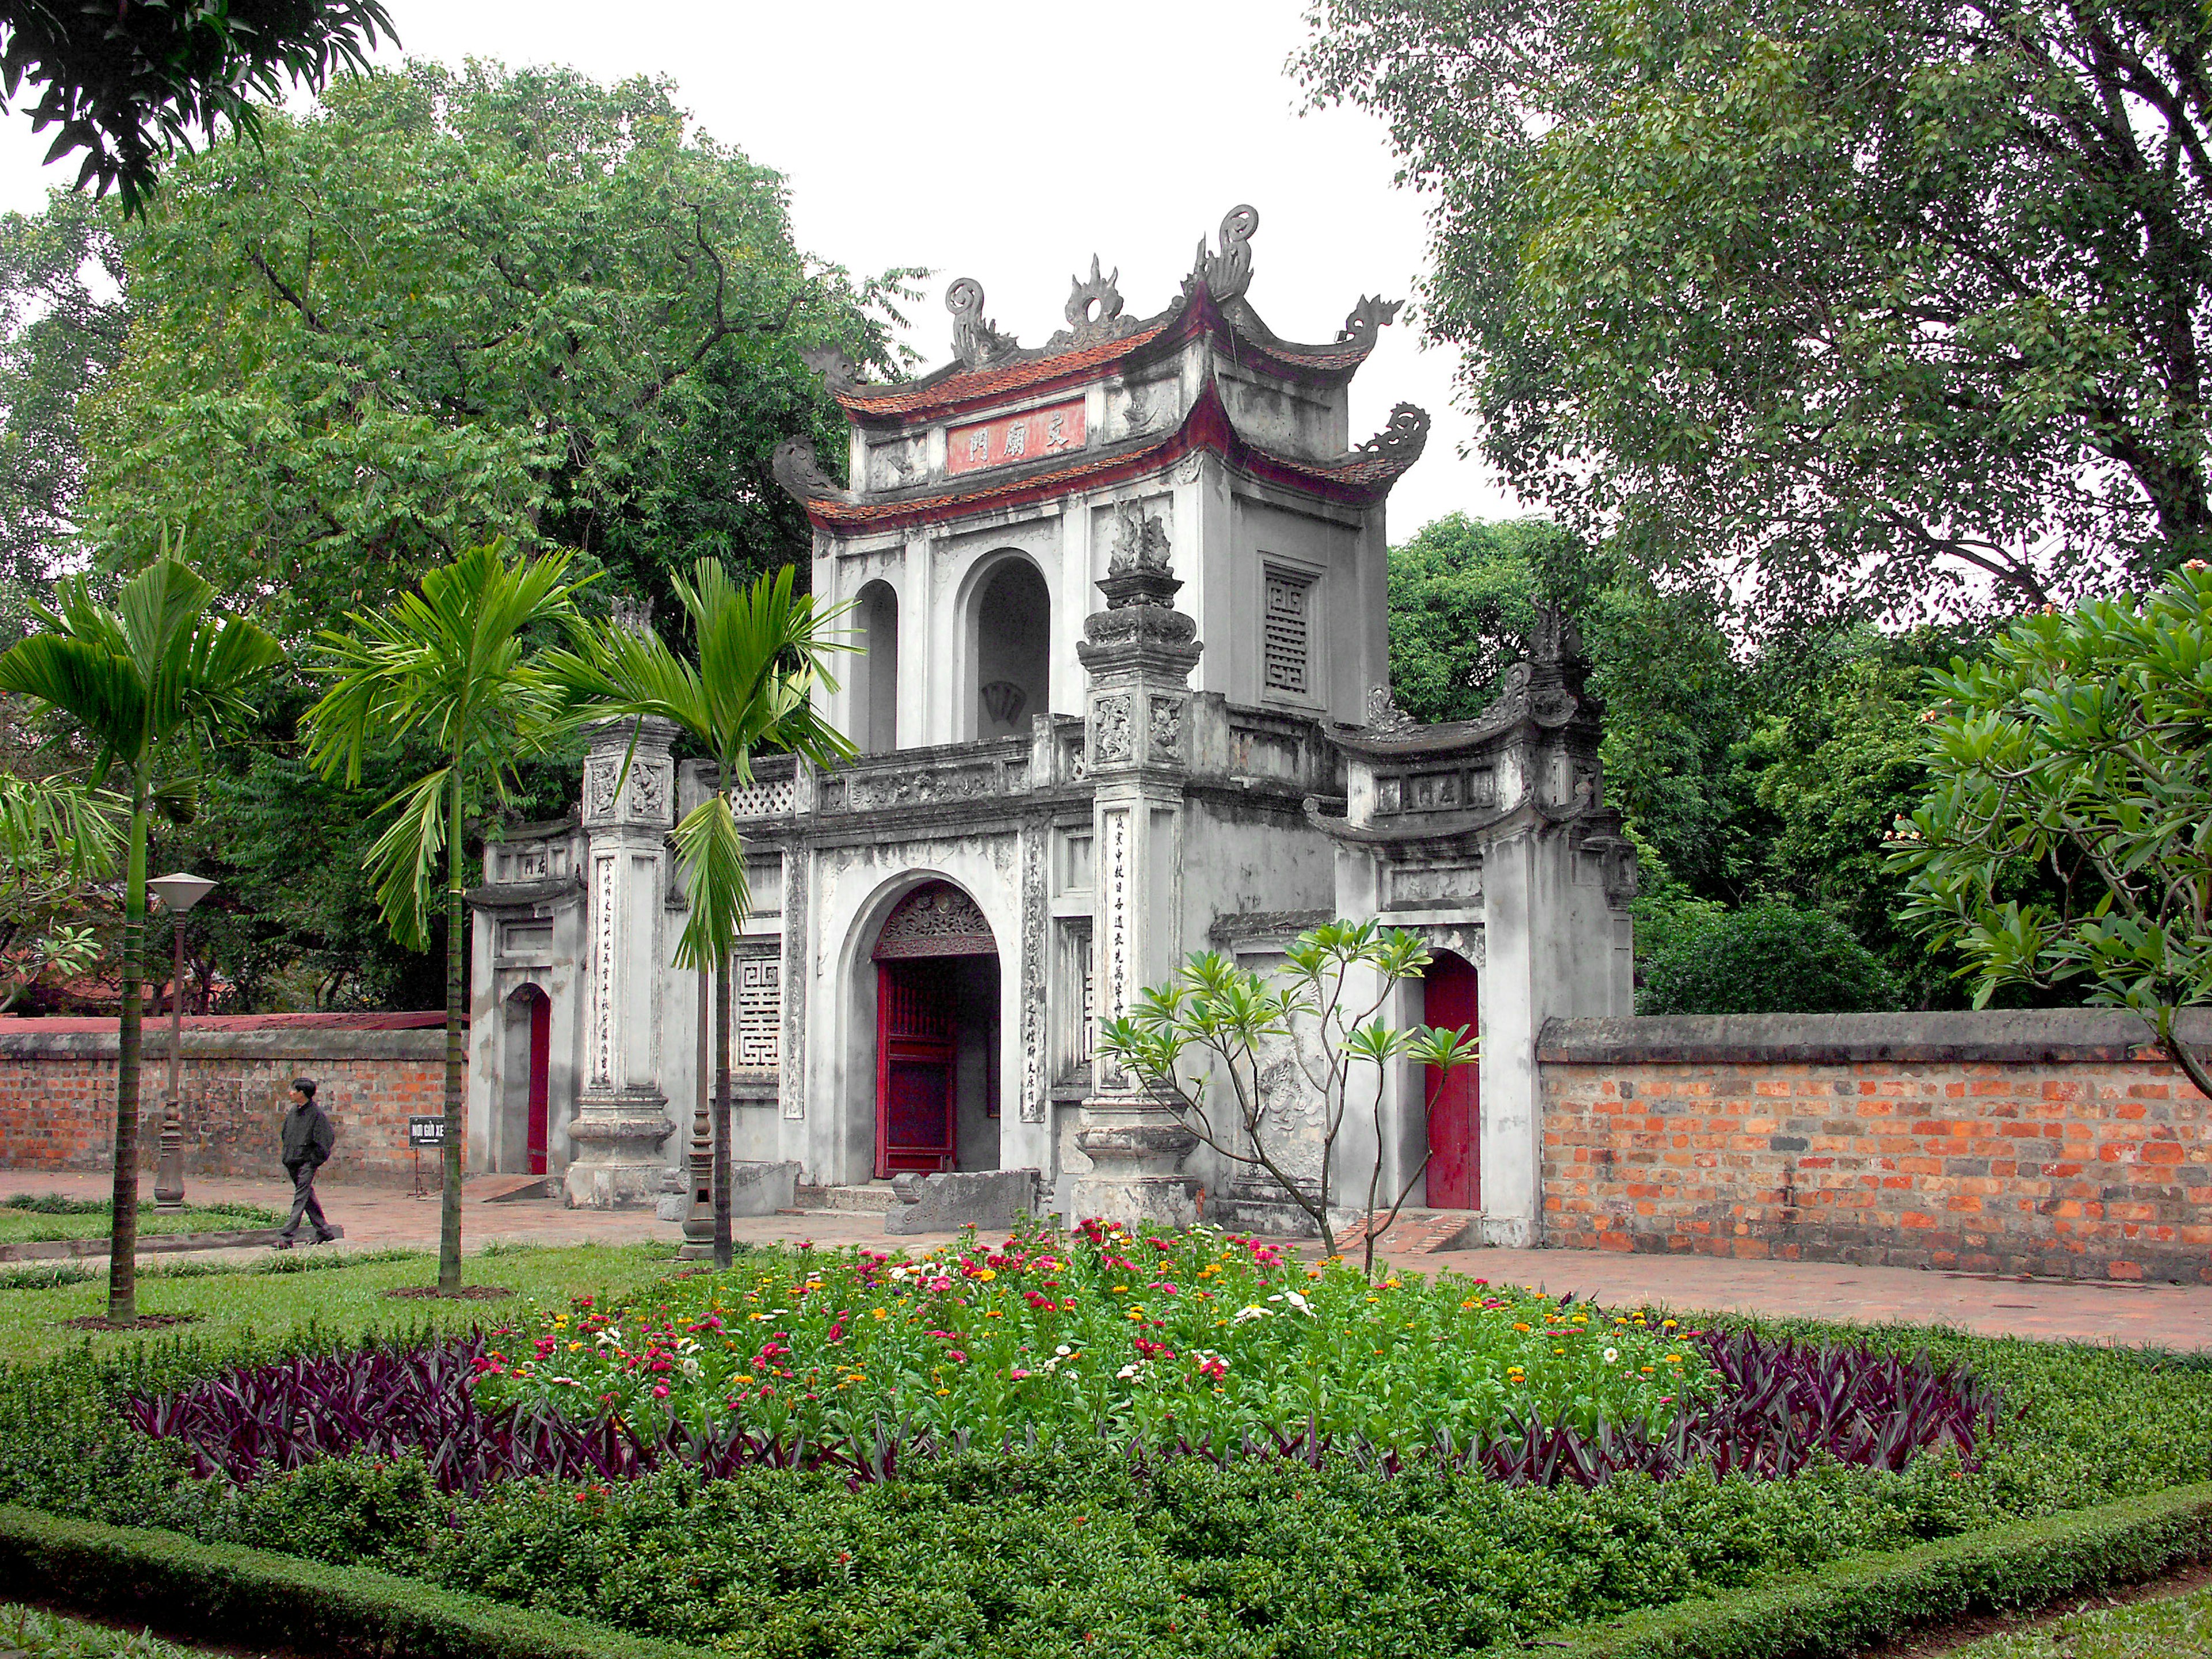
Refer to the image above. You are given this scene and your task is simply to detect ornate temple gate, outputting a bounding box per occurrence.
[873,882,998,1177]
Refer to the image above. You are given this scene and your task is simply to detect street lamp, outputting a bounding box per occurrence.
[147,871,215,1212]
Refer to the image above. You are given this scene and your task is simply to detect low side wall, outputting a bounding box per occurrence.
[0,1025,449,1183]
[1539,1010,2212,1282]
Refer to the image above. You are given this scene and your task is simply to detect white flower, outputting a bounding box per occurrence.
[1603,1347,1619,1364]
[1280,1290,1315,1316]
[1232,1305,1274,1325]
[680,1357,703,1381]
[595,1329,622,1347]
[548,1375,578,1387]
[1116,1362,1145,1381]
[1055,1344,1073,1356]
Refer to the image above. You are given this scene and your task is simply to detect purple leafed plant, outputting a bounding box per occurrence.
[129,1328,2000,1496]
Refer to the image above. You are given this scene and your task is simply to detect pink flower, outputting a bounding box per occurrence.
[652,1384,670,1399]
[947,1350,968,1363]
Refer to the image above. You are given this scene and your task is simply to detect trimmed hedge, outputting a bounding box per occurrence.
[1509,1479,2212,1658]
[0,1504,716,1659]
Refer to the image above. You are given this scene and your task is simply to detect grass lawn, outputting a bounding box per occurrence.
[0,1604,240,1659]
[0,1196,284,1244]
[1949,1580,2212,1657]
[0,1241,679,1361]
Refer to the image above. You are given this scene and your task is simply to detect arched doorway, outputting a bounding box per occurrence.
[853,579,899,753]
[872,881,1002,1178]
[1423,950,1479,1209]
[501,984,551,1175]
[970,558,1050,739]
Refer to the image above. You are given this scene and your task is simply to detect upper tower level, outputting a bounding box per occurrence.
[774,207,1427,754]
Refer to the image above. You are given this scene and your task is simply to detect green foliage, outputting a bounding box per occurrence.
[2,1600,217,1659]
[1946,1578,2212,1657]
[77,60,914,635]
[1298,0,2212,623]
[1097,921,1478,1265]
[1638,901,1903,1015]
[1890,565,2212,1099]
[0,0,393,212]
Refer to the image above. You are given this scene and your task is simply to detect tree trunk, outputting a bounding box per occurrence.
[439,762,465,1294]
[108,781,147,1324]
[714,945,732,1270]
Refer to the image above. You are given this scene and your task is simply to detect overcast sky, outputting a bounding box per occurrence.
[0,0,1524,536]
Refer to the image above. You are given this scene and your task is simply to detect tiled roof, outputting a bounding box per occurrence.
[0,1011,449,1033]
[835,287,1382,424]
[793,378,1424,535]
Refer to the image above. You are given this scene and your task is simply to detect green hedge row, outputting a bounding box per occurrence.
[1510,1479,2212,1658]
[0,1504,715,1659]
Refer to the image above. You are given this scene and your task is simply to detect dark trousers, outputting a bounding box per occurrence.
[281,1161,333,1241]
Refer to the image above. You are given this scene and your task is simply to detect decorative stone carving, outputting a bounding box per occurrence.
[1357,403,1431,467]
[585,759,621,820]
[947,278,1020,369]
[1194,204,1259,304]
[800,344,863,392]
[1092,694,1132,764]
[873,881,997,960]
[771,438,845,500]
[589,853,616,1086]
[1047,255,1141,350]
[1099,807,1130,1089]
[1020,819,1048,1123]
[1336,293,1404,353]
[980,679,1028,728]
[1365,685,1419,734]
[780,853,808,1119]
[1174,452,1204,487]
[1149,695,1184,763]
[610,594,654,637]
[1108,510,1173,579]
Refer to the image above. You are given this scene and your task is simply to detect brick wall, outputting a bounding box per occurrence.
[1539,1010,2212,1283]
[0,1016,449,1183]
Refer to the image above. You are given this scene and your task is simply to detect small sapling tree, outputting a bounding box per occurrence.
[1099,919,1479,1275]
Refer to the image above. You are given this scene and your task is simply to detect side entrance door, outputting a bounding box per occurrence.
[525,990,550,1176]
[876,960,957,1177]
[1423,950,1480,1209]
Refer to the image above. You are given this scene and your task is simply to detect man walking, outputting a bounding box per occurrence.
[276,1077,338,1247]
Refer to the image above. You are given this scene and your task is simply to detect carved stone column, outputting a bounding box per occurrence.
[566,716,679,1209]
[1067,515,1205,1228]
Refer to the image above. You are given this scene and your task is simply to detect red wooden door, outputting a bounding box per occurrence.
[877,961,956,1177]
[1423,952,1480,1209]
[526,991,551,1176]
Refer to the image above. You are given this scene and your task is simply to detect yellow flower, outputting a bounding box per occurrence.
[935,1388,950,1396]
[1112,1285,1128,1294]
[872,1308,890,1320]
[1662,1319,1677,1329]
[1460,1298,1478,1309]
[978,1268,997,1281]
[1513,1323,1531,1332]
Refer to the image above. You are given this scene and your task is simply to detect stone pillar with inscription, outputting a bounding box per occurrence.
[1067,511,1205,1228]
[566,716,679,1209]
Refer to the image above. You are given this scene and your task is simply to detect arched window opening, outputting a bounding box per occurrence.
[972,559,1050,740]
[853,580,899,753]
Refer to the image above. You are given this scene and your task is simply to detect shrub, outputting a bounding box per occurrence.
[1638,902,1903,1014]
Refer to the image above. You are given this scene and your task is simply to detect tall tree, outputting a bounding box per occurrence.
[0,553,280,1322]
[302,542,589,1295]
[0,0,393,210]
[78,61,914,635]
[547,562,851,1270]
[1300,0,2212,622]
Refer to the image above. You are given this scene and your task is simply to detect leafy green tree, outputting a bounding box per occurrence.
[0,770,118,1009]
[1097,921,1478,1274]
[78,60,914,634]
[1300,0,2212,622]
[0,190,123,598]
[547,561,851,1269]
[0,0,393,210]
[1890,564,2212,1100]
[0,554,281,1321]
[1638,902,1903,1014]
[302,543,590,1294]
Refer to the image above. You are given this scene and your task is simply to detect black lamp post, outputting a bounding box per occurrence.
[148,871,215,1211]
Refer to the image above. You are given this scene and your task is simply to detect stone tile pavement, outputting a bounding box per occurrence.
[7,1168,2210,1349]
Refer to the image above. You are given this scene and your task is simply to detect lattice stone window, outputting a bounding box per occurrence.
[733,948,782,1071]
[1263,568,1312,695]
[729,776,795,820]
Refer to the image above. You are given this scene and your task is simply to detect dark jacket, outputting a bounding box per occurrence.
[281,1102,336,1170]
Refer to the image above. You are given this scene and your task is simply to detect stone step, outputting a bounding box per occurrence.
[790,1183,901,1213]
[1335,1209,1479,1257]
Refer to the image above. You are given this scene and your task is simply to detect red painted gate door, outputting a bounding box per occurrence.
[1423,951,1480,1209]
[525,991,551,1176]
[876,961,957,1177]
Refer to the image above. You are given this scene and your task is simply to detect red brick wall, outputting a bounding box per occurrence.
[1539,1011,2212,1283]
[0,1024,448,1182]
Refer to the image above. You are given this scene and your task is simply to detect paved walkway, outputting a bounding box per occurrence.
[9,1169,2211,1350]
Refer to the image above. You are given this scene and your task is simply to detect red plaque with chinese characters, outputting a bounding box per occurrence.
[946,399,1086,474]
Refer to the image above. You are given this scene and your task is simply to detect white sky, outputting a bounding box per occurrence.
[0,0,1524,537]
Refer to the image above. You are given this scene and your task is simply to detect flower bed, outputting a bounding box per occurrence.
[131,1222,1998,1490]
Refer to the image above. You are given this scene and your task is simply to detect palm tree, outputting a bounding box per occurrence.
[301,543,592,1295]
[0,558,282,1323]
[547,560,852,1268]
